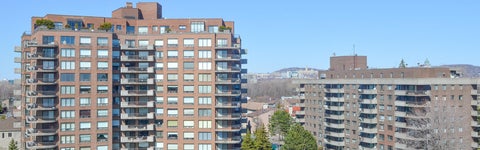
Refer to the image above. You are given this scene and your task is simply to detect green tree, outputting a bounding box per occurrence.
[98,22,113,31]
[282,123,317,150]
[254,125,272,150]
[0,103,3,113]
[8,139,18,150]
[35,19,55,29]
[269,109,292,139]
[241,129,255,150]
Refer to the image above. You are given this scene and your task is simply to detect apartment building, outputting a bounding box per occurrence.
[14,2,247,150]
[295,55,480,150]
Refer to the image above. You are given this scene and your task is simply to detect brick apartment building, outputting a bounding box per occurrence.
[295,55,480,150]
[14,2,247,150]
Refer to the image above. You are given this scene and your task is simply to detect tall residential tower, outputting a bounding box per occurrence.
[15,2,247,150]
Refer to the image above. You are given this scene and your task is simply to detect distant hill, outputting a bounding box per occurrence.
[273,67,322,73]
[440,64,480,78]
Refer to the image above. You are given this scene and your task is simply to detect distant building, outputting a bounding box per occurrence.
[295,55,479,150]
[0,118,22,149]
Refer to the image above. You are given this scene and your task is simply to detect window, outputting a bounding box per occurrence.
[199,144,212,150]
[184,62,194,70]
[61,36,75,45]
[156,86,164,93]
[97,146,108,150]
[80,98,91,106]
[156,97,164,104]
[139,40,149,47]
[167,74,178,81]
[96,85,108,94]
[98,50,108,58]
[179,25,186,30]
[112,51,120,59]
[184,120,194,128]
[80,85,91,94]
[80,37,91,45]
[61,135,75,144]
[97,98,108,106]
[61,110,75,118]
[167,39,178,47]
[138,26,148,34]
[80,73,91,82]
[61,98,75,107]
[97,73,108,82]
[61,61,75,70]
[199,50,211,58]
[167,120,178,128]
[199,121,211,128]
[97,62,108,70]
[116,25,122,30]
[167,50,178,58]
[160,26,169,34]
[80,62,91,70]
[156,62,164,70]
[97,110,108,118]
[184,132,195,140]
[61,123,75,131]
[80,49,91,57]
[61,48,75,57]
[208,25,218,33]
[199,97,212,105]
[80,134,91,143]
[61,86,75,94]
[198,109,212,117]
[97,121,108,130]
[97,37,108,46]
[184,97,194,105]
[80,122,91,130]
[184,108,194,116]
[167,62,178,70]
[198,39,212,47]
[42,36,54,44]
[199,85,212,93]
[126,26,135,34]
[198,62,212,70]
[152,26,158,31]
[167,97,178,104]
[184,85,194,93]
[184,144,194,150]
[217,39,228,47]
[183,39,194,47]
[154,40,164,47]
[61,73,75,82]
[184,50,194,58]
[198,132,212,140]
[198,74,212,82]
[191,22,205,32]
[156,108,164,115]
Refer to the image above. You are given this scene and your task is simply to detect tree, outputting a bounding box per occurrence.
[0,103,3,113]
[269,109,292,139]
[8,139,18,150]
[254,125,272,150]
[241,129,255,150]
[283,123,317,150]
[35,19,54,29]
[98,22,113,31]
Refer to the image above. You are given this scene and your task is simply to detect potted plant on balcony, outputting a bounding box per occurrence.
[35,19,55,29]
[74,23,79,31]
[98,22,113,32]
[219,25,232,32]
[64,24,71,29]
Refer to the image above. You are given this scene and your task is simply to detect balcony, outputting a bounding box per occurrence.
[121,90,154,96]
[395,122,407,128]
[14,57,21,63]
[14,68,21,74]
[14,46,21,52]
[121,147,155,150]
[121,78,155,84]
[215,54,241,61]
[394,90,430,96]
[472,131,480,137]
[121,135,155,143]
[34,66,58,72]
[325,97,345,102]
[26,78,57,85]
[326,105,345,111]
[395,132,424,141]
[473,111,479,116]
[215,102,241,108]
[358,89,377,94]
[360,98,377,104]
[296,111,305,115]
[215,124,242,132]
[473,89,478,95]
[324,114,345,120]
[215,66,241,73]
[296,88,306,92]
[473,142,480,148]
[472,100,479,106]
[295,118,305,123]
[25,41,58,47]
[361,118,378,124]
[395,143,408,149]
[121,124,155,131]
[361,137,377,143]
[215,113,242,120]
[360,127,377,134]
[472,121,480,127]
[27,53,57,60]
[215,78,241,84]
[324,122,345,128]
[325,88,344,93]
[121,113,155,119]
[323,139,345,146]
[26,141,58,149]
[360,108,378,114]
[120,44,154,50]
[26,116,57,124]
[121,101,155,108]
[394,100,427,107]
[121,55,155,61]
[25,128,58,136]
[215,90,241,96]
[325,131,345,137]
[26,103,57,111]
[121,67,154,73]
[215,136,242,144]
[26,91,57,98]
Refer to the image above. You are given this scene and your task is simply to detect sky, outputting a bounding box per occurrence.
[1,0,479,79]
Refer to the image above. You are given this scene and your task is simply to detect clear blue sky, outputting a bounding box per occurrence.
[2,0,479,79]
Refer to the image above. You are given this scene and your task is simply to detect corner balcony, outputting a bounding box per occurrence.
[14,57,21,63]
[473,89,478,95]
[121,67,154,73]
[361,118,378,124]
[121,55,155,62]
[327,105,345,111]
[472,110,479,116]
[26,78,57,85]
[295,118,305,123]
[395,132,423,141]
[360,137,377,143]
[394,90,430,96]
[360,127,377,134]
[121,101,155,108]
[120,113,155,119]
[394,100,428,107]
[473,142,480,149]
[324,139,345,146]
[324,122,345,128]
[215,90,241,97]
[215,78,241,84]
[472,100,479,106]
[472,131,480,137]
[120,44,154,50]
[215,66,241,73]
[121,124,155,131]
[121,135,155,143]
[14,46,21,52]
[325,131,345,138]
[121,90,154,96]
[215,102,241,108]
[215,113,242,120]
[25,41,58,47]
[26,141,58,149]
[296,88,306,92]
[121,78,155,84]
[26,91,57,98]
[215,54,241,61]
[215,136,242,144]
[26,116,57,124]
[215,124,242,132]
[26,103,57,111]
[325,114,345,120]
[27,53,57,60]
[360,108,378,114]
[472,121,480,127]
[25,128,58,136]
[359,98,377,104]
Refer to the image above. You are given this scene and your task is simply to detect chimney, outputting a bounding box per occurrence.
[126,2,133,8]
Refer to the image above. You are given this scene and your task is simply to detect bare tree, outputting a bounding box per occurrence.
[246,79,297,100]
[397,100,468,150]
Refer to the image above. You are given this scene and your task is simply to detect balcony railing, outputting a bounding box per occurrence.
[121,67,154,73]
[120,124,155,131]
[121,55,155,61]
[323,139,345,146]
[215,124,242,131]
[120,44,154,50]
[26,103,57,110]
[215,78,241,84]
[26,116,57,124]
[25,41,58,47]
[358,89,377,94]
[215,102,241,108]
[121,101,155,108]
[215,113,242,120]
[120,135,155,143]
[26,141,58,149]
[121,78,155,84]
[215,54,241,61]
[25,128,58,136]
[215,66,241,72]
[359,98,377,104]
[27,53,57,60]
[394,90,430,96]
[26,78,57,84]
[14,46,21,52]
[215,90,241,96]
[215,136,242,144]
[121,90,155,96]
[26,91,57,97]
[120,113,155,119]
